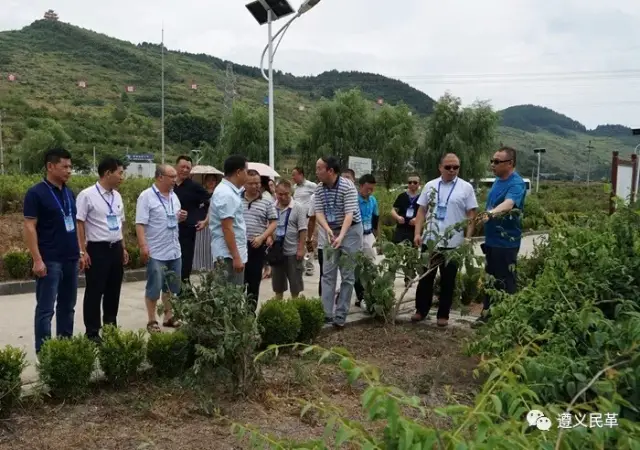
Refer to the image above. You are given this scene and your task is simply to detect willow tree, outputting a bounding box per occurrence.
[416,93,499,184]
[296,89,373,175]
[218,102,284,163]
[371,103,417,189]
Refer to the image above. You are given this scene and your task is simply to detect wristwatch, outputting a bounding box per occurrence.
[79,251,85,257]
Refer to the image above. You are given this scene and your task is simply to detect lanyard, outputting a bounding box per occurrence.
[276,207,292,236]
[437,178,458,207]
[95,183,115,214]
[152,185,174,215]
[323,177,341,211]
[407,193,419,206]
[45,181,72,217]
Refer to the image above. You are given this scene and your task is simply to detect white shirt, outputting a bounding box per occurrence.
[417,176,478,248]
[293,179,317,208]
[76,183,125,243]
[135,185,182,261]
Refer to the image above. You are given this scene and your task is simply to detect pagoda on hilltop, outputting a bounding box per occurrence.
[44,10,59,21]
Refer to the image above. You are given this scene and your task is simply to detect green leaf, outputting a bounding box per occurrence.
[490,394,502,415]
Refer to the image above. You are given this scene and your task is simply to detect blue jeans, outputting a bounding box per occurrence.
[145,257,182,301]
[34,260,79,353]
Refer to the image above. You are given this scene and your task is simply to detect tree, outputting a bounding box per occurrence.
[296,89,373,175]
[165,113,220,147]
[370,104,416,188]
[17,120,73,173]
[219,103,283,163]
[416,93,499,185]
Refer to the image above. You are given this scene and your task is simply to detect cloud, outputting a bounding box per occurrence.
[2,0,640,128]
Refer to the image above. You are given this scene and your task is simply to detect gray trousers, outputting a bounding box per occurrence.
[321,222,364,324]
[217,258,246,287]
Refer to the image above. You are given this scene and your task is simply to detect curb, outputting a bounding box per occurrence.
[0,269,148,296]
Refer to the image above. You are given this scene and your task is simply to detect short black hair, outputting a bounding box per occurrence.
[224,155,248,176]
[497,146,517,166]
[276,179,292,189]
[176,155,192,164]
[98,157,124,177]
[342,168,356,179]
[320,156,340,175]
[247,169,260,177]
[44,147,72,167]
[359,174,376,185]
[292,166,304,176]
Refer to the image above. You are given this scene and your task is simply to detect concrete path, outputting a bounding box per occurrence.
[0,234,545,383]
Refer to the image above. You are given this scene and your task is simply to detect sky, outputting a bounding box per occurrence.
[3,0,640,129]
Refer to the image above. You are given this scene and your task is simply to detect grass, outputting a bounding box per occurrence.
[0,323,480,449]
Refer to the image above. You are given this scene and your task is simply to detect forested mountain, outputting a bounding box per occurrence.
[0,17,636,179]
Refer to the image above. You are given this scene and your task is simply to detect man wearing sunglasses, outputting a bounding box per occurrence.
[391,174,421,246]
[411,153,478,327]
[472,146,526,327]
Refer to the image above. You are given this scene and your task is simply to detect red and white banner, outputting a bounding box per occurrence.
[125,85,135,92]
[7,74,16,82]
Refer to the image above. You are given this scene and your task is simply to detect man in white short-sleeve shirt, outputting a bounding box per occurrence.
[411,153,478,327]
[76,157,128,344]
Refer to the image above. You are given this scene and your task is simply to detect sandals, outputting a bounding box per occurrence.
[147,321,161,333]
[162,316,183,328]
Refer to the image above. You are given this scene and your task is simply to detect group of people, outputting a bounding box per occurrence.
[23,145,526,353]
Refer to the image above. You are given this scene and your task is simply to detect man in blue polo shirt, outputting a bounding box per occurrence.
[23,147,82,353]
[353,173,379,308]
[474,146,526,327]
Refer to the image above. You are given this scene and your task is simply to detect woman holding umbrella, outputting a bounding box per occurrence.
[192,170,221,272]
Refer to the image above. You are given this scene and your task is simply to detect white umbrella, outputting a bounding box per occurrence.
[248,162,279,178]
[191,165,223,175]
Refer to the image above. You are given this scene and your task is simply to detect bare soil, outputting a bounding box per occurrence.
[0,213,25,254]
[0,323,482,450]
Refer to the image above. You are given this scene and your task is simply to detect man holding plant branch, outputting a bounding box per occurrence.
[314,156,363,328]
[412,153,478,327]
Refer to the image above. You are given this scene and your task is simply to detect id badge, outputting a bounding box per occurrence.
[106,213,120,231]
[364,221,372,232]
[167,213,177,229]
[326,209,336,224]
[276,225,286,238]
[406,207,415,218]
[64,215,75,233]
[435,205,447,221]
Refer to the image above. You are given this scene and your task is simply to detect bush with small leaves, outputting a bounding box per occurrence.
[146,331,191,378]
[97,325,146,386]
[37,336,97,399]
[290,297,325,343]
[257,299,301,347]
[2,250,32,279]
[0,345,27,417]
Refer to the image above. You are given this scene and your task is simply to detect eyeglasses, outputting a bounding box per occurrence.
[443,165,460,171]
[407,181,419,185]
[490,159,512,165]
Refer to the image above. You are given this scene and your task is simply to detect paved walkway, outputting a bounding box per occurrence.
[0,234,545,383]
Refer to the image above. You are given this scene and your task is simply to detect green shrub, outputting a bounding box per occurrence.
[0,346,27,417]
[290,297,325,343]
[146,331,190,378]
[37,336,97,399]
[2,250,32,279]
[98,325,146,385]
[257,299,301,346]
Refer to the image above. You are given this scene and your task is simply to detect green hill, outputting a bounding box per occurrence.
[0,18,636,179]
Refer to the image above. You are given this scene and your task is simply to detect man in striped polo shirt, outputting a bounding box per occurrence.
[314,156,364,328]
[242,169,278,311]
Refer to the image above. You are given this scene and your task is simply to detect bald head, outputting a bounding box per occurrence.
[155,164,177,192]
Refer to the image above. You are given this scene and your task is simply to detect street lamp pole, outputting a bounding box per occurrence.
[246,0,322,170]
[533,148,546,194]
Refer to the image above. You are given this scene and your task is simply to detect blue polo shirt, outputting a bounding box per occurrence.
[484,172,526,248]
[358,194,379,234]
[23,180,80,262]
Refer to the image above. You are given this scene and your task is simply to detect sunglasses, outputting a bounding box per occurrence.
[407,181,419,185]
[443,165,460,171]
[490,159,512,165]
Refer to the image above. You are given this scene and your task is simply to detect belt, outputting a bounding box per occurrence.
[330,221,360,232]
[87,240,122,248]
[363,229,373,235]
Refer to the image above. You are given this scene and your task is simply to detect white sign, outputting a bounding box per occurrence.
[348,156,372,179]
[78,80,86,88]
[125,85,135,93]
[616,164,634,204]
[191,83,198,90]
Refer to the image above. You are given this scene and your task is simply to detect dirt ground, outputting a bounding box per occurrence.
[0,323,482,450]
[0,214,25,254]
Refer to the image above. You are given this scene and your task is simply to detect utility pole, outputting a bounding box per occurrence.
[534,148,546,193]
[0,110,4,175]
[161,25,165,164]
[219,62,237,148]
[92,146,96,174]
[586,140,594,185]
